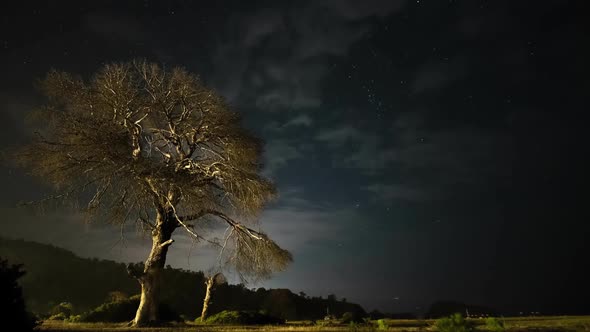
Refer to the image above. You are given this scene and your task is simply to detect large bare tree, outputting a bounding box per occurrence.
[15,61,292,327]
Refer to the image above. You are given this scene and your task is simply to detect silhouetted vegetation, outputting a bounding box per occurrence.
[0,237,364,321]
[76,295,180,323]
[340,311,365,324]
[47,302,74,321]
[202,310,285,325]
[427,301,497,318]
[485,317,506,332]
[0,257,38,331]
[434,313,473,332]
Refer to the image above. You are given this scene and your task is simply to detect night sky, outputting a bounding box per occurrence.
[1,0,589,315]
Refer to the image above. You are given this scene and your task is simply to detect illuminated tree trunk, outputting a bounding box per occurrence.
[131,209,175,327]
[200,276,214,321]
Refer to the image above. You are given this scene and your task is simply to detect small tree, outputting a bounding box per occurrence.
[200,272,226,321]
[15,61,292,326]
[0,258,38,331]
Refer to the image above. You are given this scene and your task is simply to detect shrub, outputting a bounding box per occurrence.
[47,312,68,321]
[485,317,505,332]
[0,258,38,331]
[49,302,74,318]
[204,310,285,325]
[434,313,473,332]
[369,310,386,320]
[341,311,365,324]
[348,321,360,332]
[79,295,180,322]
[106,291,129,303]
[376,319,389,330]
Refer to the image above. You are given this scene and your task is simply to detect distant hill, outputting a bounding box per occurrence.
[0,237,365,320]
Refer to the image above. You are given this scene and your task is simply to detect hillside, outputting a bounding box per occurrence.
[0,237,365,320]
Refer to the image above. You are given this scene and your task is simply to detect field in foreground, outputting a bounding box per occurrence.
[39,316,590,332]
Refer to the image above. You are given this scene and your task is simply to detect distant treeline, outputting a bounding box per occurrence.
[0,237,364,320]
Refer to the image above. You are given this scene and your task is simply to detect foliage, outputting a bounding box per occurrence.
[47,312,68,321]
[485,317,505,332]
[348,321,360,332]
[49,302,74,318]
[341,311,365,324]
[0,257,38,331]
[1,238,364,320]
[427,301,496,319]
[106,291,128,303]
[434,313,473,332]
[15,60,291,281]
[376,319,389,330]
[78,295,180,323]
[203,310,285,325]
[369,310,385,320]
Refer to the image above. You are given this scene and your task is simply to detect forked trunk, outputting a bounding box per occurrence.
[200,276,214,321]
[131,210,175,327]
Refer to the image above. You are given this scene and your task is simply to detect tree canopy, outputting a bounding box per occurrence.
[17,60,291,278]
[15,61,292,325]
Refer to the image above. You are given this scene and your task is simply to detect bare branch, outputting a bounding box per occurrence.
[14,60,289,287]
[158,239,174,248]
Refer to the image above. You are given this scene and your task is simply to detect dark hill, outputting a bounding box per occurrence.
[0,237,364,320]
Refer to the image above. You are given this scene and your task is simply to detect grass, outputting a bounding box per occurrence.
[38,316,590,332]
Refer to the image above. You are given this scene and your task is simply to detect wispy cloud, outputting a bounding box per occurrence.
[363,183,427,204]
[210,0,406,111]
[263,139,304,176]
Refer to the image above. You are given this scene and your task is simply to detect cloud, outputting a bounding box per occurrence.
[411,57,467,93]
[210,1,407,111]
[315,125,396,173]
[312,110,511,189]
[363,183,427,203]
[320,0,406,20]
[315,125,363,145]
[284,114,313,127]
[263,139,303,176]
[344,140,396,173]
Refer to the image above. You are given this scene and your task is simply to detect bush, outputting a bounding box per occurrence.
[348,321,360,332]
[0,258,38,331]
[47,312,68,321]
[79,295,180,322]
[341,311,365,324]
[49,302,74,318]
[434,313,473,332]
[485,317,505,332]
[376,319,389,330]
[106,291,129,303]
[204,310,285,325]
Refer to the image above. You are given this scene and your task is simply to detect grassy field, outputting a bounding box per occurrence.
[38,316,590,332]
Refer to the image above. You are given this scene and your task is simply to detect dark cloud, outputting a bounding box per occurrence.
[363,183,427,203]
[284,114,313,127]
[411,57,467,94]
[263,139,304,176]
[315,125,363,145]
[209,0,407,111]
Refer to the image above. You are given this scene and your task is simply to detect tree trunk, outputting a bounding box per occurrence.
[200,276,214,321]
[132,210,175,327]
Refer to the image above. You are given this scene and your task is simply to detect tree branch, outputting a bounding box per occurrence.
[159,239,174,248]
